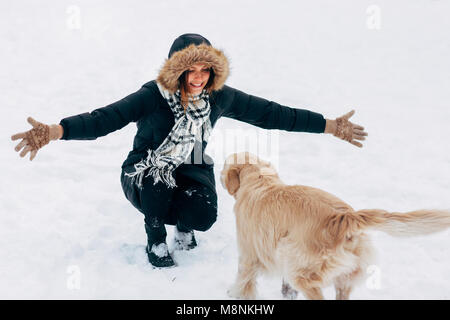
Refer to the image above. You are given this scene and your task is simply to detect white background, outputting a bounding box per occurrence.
[1,0,449,299]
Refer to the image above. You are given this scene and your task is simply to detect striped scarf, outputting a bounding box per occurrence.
[124,81,212,190]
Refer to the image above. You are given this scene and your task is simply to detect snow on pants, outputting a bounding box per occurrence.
[120,168,218,232]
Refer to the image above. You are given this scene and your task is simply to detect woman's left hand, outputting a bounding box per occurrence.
[325,110,368,148]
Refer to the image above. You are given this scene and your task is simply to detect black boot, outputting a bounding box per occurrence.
[144,220,175,268]
[174,221,197,251]
[146,242,175,268]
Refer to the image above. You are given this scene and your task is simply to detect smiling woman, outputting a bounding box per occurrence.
[179,63,213,109]
[10,33,368,269]
[187,64,211,94]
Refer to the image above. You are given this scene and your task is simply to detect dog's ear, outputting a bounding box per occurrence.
[225,168,240,195]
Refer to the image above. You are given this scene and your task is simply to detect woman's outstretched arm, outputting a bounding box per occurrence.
[220,85,326,133]
[220,86,367,147]
[11,81,158,161]
[59,81,158,140]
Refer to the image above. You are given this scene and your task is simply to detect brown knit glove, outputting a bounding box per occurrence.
[325,110,368,148]
[11,117,63,161]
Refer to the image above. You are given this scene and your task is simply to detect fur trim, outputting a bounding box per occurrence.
[157,43,229,94]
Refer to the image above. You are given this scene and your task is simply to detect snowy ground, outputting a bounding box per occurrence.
[1,0,449,299]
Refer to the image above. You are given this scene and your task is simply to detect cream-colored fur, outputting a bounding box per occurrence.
[157,43,229,94]
[220,152,450,300]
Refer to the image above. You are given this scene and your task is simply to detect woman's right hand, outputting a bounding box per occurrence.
[11,117,63,161]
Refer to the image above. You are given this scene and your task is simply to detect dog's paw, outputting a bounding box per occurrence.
[281,281,298,300]
[227,285,256,300]
[282,288,298,300]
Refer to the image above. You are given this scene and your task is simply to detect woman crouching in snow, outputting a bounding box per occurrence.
[11,33,368,268]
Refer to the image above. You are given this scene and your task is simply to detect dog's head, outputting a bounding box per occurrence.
[220,152,278,196]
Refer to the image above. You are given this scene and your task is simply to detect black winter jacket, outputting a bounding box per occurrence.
[59,80,326,192]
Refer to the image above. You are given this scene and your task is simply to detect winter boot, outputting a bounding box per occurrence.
[174,221,197,251]
[146,242,175,268]
[144,220,175,268]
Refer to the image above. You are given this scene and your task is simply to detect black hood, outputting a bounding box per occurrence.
[168,33,212,58]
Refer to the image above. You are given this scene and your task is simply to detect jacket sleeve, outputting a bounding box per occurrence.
[220,86,326,133]
[59,83,157,140]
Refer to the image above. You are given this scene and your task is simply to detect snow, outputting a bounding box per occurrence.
[1,0,449,299]
[150,243,169,258]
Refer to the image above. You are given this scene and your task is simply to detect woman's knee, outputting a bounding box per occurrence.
[178,200,217,232]
[196,207,217,231]
[172,178,218,231]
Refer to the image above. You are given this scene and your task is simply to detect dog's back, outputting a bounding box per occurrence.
[235,179,370,278]
[223,152,450,299]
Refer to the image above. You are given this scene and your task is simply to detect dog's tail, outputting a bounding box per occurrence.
[342,209,450,237]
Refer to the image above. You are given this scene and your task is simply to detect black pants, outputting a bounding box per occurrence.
[120,167,218,243]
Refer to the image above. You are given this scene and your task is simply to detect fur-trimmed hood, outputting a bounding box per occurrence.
[157,39,229,94]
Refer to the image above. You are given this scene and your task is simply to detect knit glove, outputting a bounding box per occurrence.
[326,110,368,148]
[11,117,63,161]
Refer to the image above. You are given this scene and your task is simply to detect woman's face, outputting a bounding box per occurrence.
[186,63,211,95]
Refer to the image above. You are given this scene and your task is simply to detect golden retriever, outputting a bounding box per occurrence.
[220,151,450,300]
